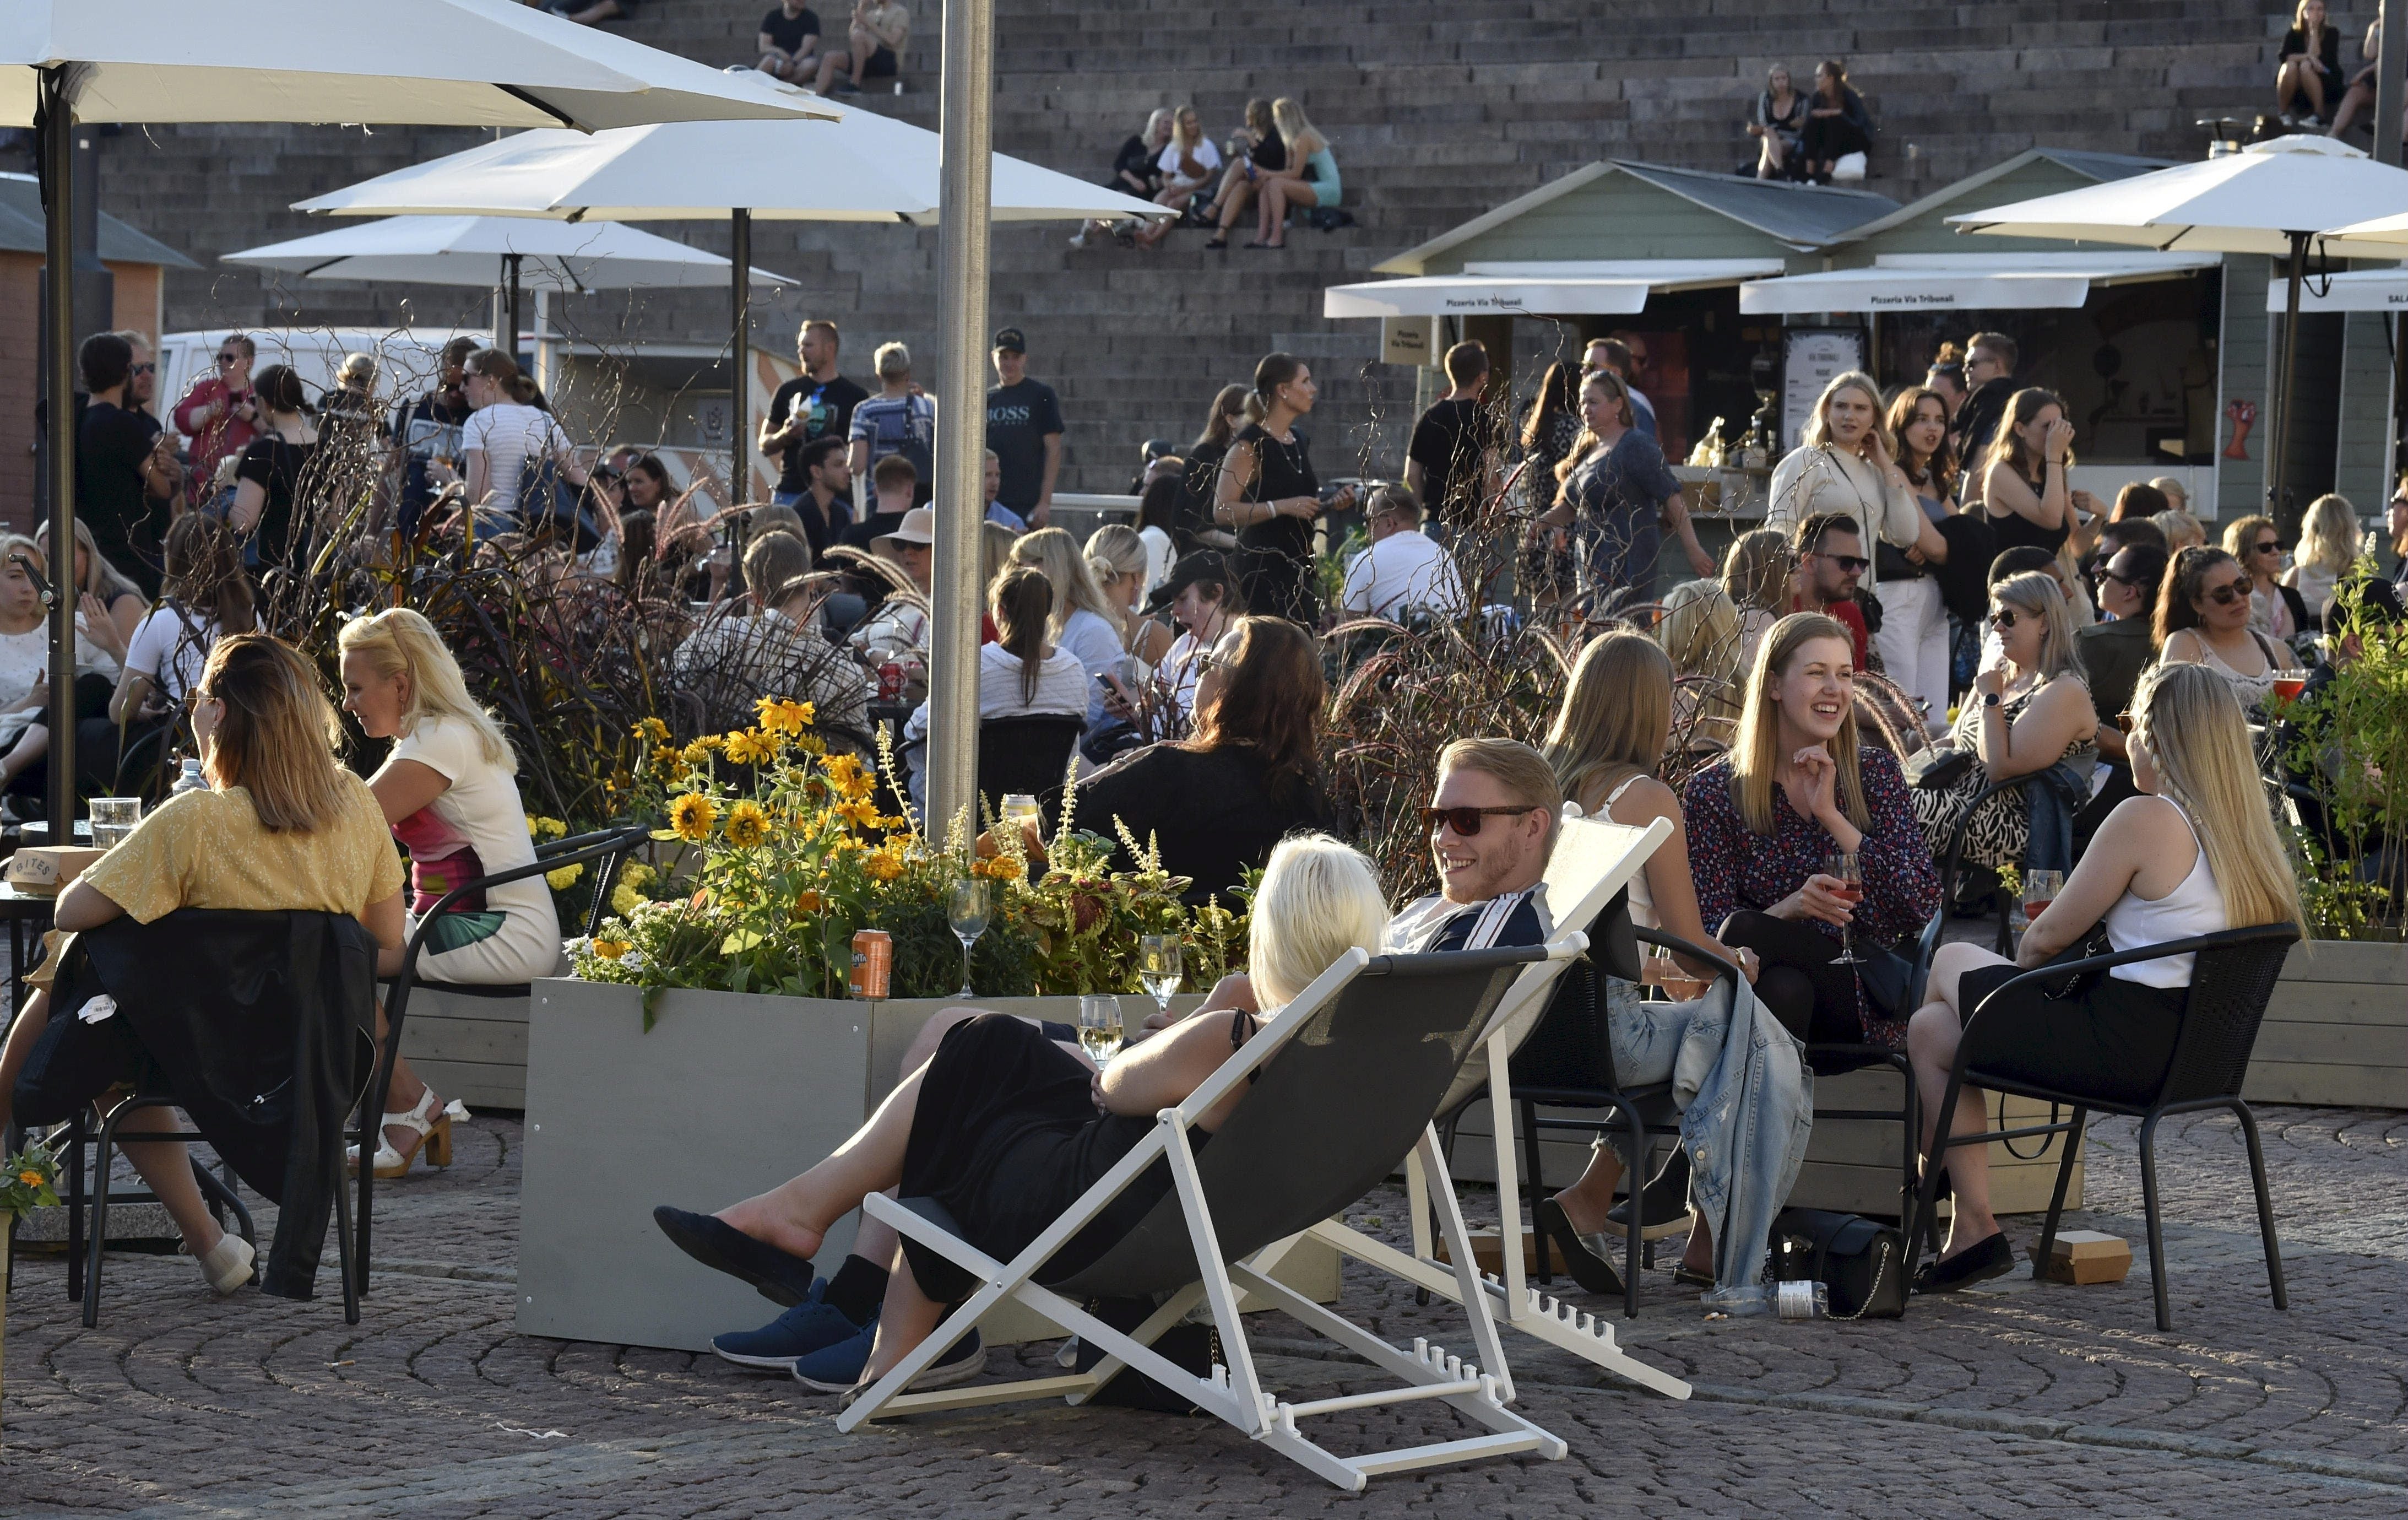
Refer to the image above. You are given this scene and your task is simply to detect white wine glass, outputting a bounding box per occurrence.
[947,878,991,998]
[1137,934,1183,1023]
[1825,852,1864,966]
[1078,994,1124,1069]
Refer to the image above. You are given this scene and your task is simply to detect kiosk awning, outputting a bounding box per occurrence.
[1738,252,2217,313]
[1324,258,1784,318]
[2263,267,2408,311]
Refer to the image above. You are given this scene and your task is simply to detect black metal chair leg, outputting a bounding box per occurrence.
[2136,1112,2172,1332]
[1621,1105,1645,1321]
[2032,1108,2085,1280]
[64,1112,86,1303]
[191,1158,253,1248]
[2229,1100,2287,1311]
[1901,1067,1970,1288]
[332,1135,360,1325]
[84,1101,132,1329]
[1520,1097,1551,1284]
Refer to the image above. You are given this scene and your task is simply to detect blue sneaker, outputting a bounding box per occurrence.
[711,1283,864,1371]
[792,1313,985,1394]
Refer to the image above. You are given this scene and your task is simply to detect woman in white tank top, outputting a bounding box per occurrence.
[1901,663,2305,1295]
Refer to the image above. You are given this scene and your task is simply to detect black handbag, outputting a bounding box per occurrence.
[1854,944,1920,1023]
[1072,1296,1221,1415]
[1904,745,1975,791]
[1770,1207,1906,1319]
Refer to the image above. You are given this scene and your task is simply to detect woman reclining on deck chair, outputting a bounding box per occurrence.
[653,832,1390,1399]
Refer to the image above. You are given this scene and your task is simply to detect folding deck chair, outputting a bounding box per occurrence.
[840,940,1588,1492]
[1315,808,1693,1397]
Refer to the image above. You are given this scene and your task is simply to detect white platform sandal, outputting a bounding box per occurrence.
[347,1089,469,1180]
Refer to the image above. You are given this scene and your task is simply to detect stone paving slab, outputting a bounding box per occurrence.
[1,1105,2401,1517]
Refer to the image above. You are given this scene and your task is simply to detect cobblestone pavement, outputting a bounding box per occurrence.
[1,1101,2400,1518]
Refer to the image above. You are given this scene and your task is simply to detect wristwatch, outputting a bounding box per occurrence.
[1982,691,2003,708]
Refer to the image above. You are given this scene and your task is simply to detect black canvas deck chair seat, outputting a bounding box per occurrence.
[840,941,1588,1492]
[1317,808,1691,1395]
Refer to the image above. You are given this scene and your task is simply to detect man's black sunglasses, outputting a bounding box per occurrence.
[1423,804,1540,837]
[1816,552,1870,574]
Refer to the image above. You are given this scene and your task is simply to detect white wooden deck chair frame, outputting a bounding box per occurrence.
[838,941,1586,1492]
[1308,810,1694,1400]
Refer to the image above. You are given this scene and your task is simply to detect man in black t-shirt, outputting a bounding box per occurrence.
[74,331,180,596]
[983,327,1062,528]
[755,0,821,83]
[763,318,870,509]
[1405,340,1501,538]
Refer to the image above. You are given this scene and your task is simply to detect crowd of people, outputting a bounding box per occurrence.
[1741,58,1874,183]
[1072,96,1344,250]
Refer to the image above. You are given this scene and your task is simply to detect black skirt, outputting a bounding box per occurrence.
[1955,963,2186,1106]
[897,1014,1196,1302]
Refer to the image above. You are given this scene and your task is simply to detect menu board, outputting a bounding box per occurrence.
[1781,328,1867,452]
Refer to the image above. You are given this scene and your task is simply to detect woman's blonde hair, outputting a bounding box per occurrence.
[978,519,1017,603]
[338,351,377,389]
[0,534,46,596]
[1542,630,1674,812]
[1658,578,1745,744]
[1009,526,1121,640]
[2222,512,2279,571]
[1730,612,1871,836]
[1141,106,1174,143]
[1247,832,1390,1008]
[1801,370,1883,450]
[2291,493,2361,575]
[2152,507,2206,553]
[196,635,350,834]
[1556,370,1634,482]
[1992,570,2085,685]
[2129,662,2306,933]
[1171,104,1205,151]
[1084,523,1149,625]
[1722,527,1792,615]
[337,608,514,768]
[35,517,143,607]
[1271,97,1327,156]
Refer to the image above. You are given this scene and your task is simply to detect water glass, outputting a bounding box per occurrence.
[90,796,142,851]
[1137,934,1183,1020]
[1077,994,1124,1069]
[947,878,991,998]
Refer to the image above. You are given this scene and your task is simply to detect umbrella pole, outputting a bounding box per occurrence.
[2270,230,2308,527]
[731,208,752,507]
[507,254,524,371]
[926,0,995,838]
[38,68,79,839]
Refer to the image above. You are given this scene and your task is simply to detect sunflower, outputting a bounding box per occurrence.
[862,847,905,883]
[669,793,719,842]
[724,799,770,849]
[791,888,825,918]
[755,696,815,734]
[833,798,882,830]
[821,751,872,798]
[723,729,773,767]
[592,938,631,960]
[545,862,585,891]
[634,717,671,745]
[681,739,717,769]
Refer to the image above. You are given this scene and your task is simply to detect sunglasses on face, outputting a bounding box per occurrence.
[2098,566,2143,587]
[1816,552,1870,574]
[2203,580,2250,606]
[1988,608,2019,630]
[131,362,155,375]
[1422,804,1539,837]
[2252,539,2281,556]
[215,353,241,365]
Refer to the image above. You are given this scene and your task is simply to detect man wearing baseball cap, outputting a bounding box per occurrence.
[984,327,1063,529]
[1145,549,1244,720]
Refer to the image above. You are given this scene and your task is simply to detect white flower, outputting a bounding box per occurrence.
[621,950,649,972]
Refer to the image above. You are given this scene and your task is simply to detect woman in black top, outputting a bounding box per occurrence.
[1213,352,1353,624]
[1798,58,1873,184]
[1072,615,1330,902]
[1203,98,1287,251]
[1072,107,1172,248]
[2279,0,2343,123]
[1976,387,2074,560]
[1747,64,1807,180]
[1182,383,1251,549]
[1515,361,1583,607]
[230,364,322,574]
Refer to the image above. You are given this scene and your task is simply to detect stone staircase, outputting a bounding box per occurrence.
[104,0,2312,491]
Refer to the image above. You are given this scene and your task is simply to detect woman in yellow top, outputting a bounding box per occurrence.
[0,636,404,1296]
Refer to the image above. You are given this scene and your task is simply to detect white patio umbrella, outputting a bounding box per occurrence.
[1946,135,2408,521]
[2,0,832,912]
[291,112,1167,502]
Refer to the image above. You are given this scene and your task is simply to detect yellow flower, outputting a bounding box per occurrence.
[834,798,882,830]
[634,717,671,745]
[796,735,828,756]
[724,800,770,849]
[18,1169,43,1187]
[669,793,718,842]
[723,729,773,767]
[526,815,568,841]
[979,853,1025,883]
[822,751,872,798]
[681,740,717,769]
[618,861,655,889]
[791,888,825,918]
[863,847,905,883]
[593,938,631,960]
[755,696,815,734]
[611,884,644,917]
[546,862,585,891]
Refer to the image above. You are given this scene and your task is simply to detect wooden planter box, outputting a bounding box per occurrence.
[1450,1067,2081,1223]
[2244,939,2406,1110]
[517,979,1338,1353]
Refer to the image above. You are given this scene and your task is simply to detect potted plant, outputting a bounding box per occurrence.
[1,1140,62,1415]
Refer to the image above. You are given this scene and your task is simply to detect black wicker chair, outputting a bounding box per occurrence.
[975,713,1083,827]
[355,824,646,1286]
[1902,923,2300,1332]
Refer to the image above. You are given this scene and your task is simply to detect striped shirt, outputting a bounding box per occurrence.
[1383,885,1553,955]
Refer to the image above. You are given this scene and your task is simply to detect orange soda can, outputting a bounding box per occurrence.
[849,929,892,999]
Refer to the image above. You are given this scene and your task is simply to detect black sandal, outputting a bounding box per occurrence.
[1204,235,1228,250]
[1531,1199,1626,1298]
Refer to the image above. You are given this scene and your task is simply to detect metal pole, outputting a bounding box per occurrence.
[731,208,753,505]
[925,0,994,841]
[2270,231,2308,526]
[506,254,523,372]
[2379,0,2405,169]
[39,69,79,838]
